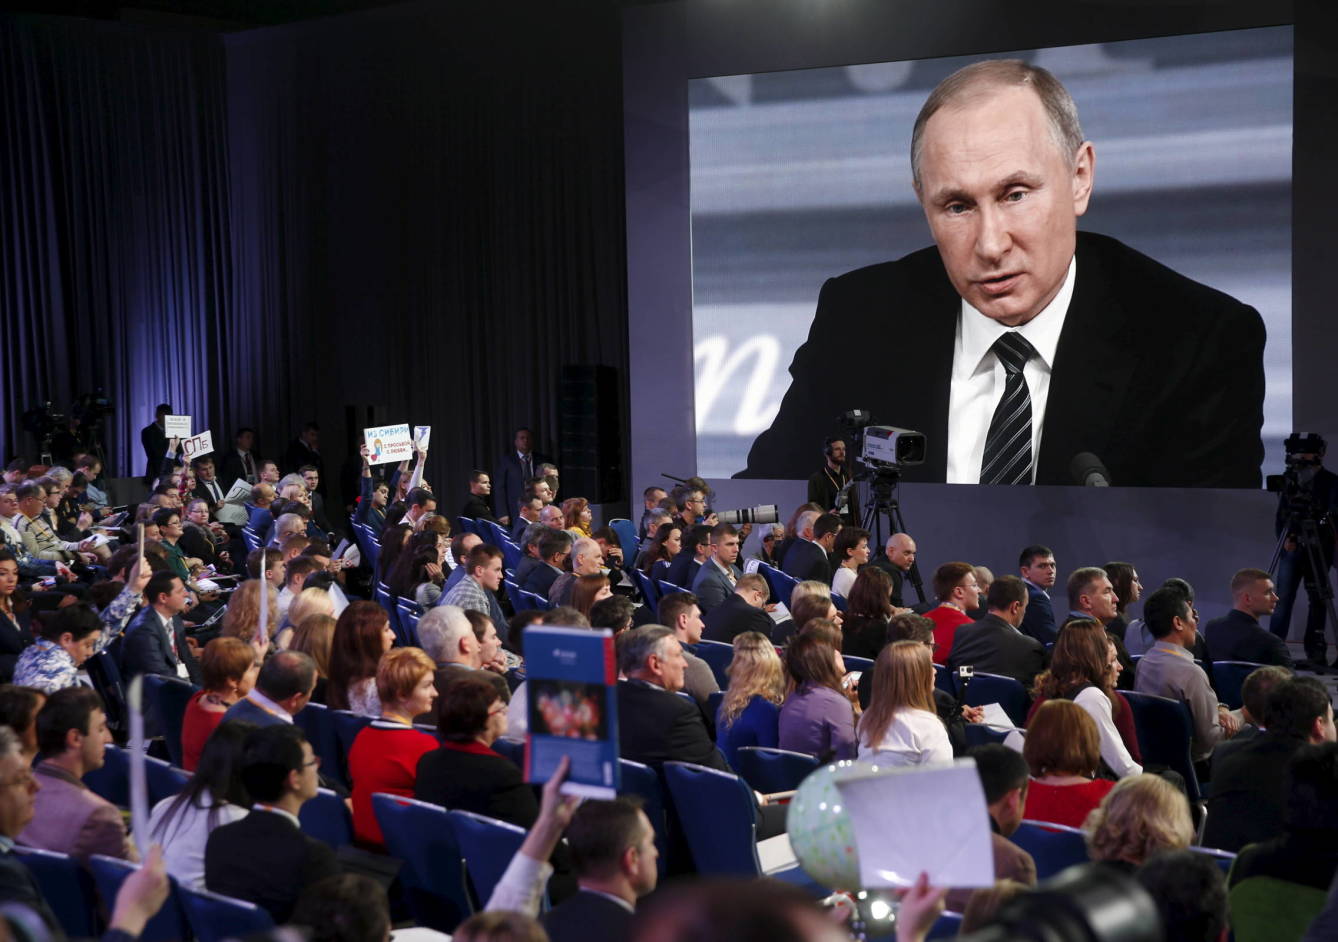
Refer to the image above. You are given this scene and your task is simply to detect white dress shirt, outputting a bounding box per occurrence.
[946,257,1076,484]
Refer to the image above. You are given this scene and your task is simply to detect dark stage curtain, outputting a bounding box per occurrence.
[0,15,233,479]
[3,1,629,514]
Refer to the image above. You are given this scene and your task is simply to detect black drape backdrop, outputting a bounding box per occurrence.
[2,0,629,514]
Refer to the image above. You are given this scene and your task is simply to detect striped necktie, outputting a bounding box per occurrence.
[980,332,1037,485]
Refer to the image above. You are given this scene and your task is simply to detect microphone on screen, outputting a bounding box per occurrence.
[1070,452,1113,487]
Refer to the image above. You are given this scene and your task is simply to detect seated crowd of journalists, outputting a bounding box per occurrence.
[0,420,1336,942]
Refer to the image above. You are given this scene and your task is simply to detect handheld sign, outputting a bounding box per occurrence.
[414,425,431,451]
[181,430,214,460]
[362,423,415,466]
[163,415,192,439]
[257,565,269,645]
[126,677,151,860]
[524,626,620,798]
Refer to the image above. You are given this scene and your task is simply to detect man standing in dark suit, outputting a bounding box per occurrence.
[217,427,259,488]
[1017,545,1059,646]
[1203,568,1292,667]
[542,797,658,942]
[702,574,774,643]
[282,423,325,497]
[140,403,173,485]
[206,725,338,923]
[615,626,728,772]
[781,511,841,585]
[495,427,546,529]
[121,572,201,685]
[807,437,860,526]
[948,576,1047,690]
[741,59,1263,488]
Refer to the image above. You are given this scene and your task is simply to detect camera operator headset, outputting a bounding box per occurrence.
[807,436,861,526]
[1270,432,1338,667]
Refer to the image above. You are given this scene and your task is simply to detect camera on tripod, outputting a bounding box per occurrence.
[838,410,926,478]
[1266,432,1327,515]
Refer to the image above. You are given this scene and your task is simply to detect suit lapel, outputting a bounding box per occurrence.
[1036,238,1137,483]
[900,267,958,482]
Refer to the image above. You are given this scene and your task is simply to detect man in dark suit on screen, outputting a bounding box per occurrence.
[741,59,1264,488]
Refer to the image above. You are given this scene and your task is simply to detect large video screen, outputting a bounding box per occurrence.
[689,27,1292,487]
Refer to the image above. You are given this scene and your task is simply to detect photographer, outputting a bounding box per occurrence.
[1271,433,1338,667]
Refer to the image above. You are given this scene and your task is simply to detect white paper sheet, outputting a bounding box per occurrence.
[758,832,798,874]
[768,602,790,624]
[163,415,191,438]
[979,702,1019,731]
[834,759,995,889]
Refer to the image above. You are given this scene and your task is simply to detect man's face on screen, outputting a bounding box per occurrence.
[916,85,1093,327]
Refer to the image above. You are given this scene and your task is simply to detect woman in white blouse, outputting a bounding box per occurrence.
[830,526,871,600]
[147,721,252,888]
[1027,619,1142,779]
[856,640,953,766]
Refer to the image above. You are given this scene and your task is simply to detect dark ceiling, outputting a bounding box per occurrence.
[0,0,659,31]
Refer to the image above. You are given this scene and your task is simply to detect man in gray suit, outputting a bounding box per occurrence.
[690,523,743,613]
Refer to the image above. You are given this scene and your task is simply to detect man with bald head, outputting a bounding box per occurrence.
[743,58,1264,488]
[870,532,918,611]
[548,537,603,608]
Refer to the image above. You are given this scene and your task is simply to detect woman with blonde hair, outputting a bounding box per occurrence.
[856,640,951,766]
[561,497,593,538]
[347,646,439,849]
[1022,699,1116,828]
[288,613,336,704]
[273,587,336,652]
[220,579,278,661]
[716,631,785,768]
[1084,773,1193,873]
[1029,619,1141,778]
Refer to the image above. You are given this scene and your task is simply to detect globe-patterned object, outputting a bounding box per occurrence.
[786,759,861,889]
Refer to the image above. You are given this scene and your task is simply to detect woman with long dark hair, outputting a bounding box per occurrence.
[639,523,682,581]
[1029,619,1142,779]
[328,601,395,715]
[148,721,255,888]
[842,566,895,660]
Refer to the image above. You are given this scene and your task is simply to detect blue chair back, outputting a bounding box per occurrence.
[619,758,669,875]
[241,526,261,552]
[758,563,798,608]
[373,793,472,931]
[630,567,660,615]
[300,787,354,849]
[707,690,724,724]
[657,579,687,598]
[1011,821,1090,879]
[178,883,275,942]
[504,579,526,611]
[87,648,128,738]
[84,744,130,808]
[662,761,761,876]
[143,675,199,768]
[694,639,734,689]
[733,746,819,794]
[518,586,552,611]
[294,702,342,787]
[374,581,405,643]
[831,592,848,613]
[397,598,423,645]
[959,672,1030,727]
[963,723,1009,749]
[1211,661,1266,711]
[1123,691,1202,803]
[362,528,381,572]
[934,662,954,695]
[843,654,874,674]
[491,737,525,768]
[447,810,528,907]
[144,755,191,806]
[927,910,964,940]
[498,537,523,573]
[458,516,478,536]
[88,855,189,942]
[608,518,639,558]
[331,710,374,785]
[15,846,99,938]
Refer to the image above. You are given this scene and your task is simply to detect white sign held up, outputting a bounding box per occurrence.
[164,415,192,438]
[363,423,415,466]
[182,430,215,460]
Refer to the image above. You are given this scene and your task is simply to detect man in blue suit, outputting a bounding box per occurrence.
[690,523,743,614]
[494,427,550,528]
[1017,544,1058,645]
[121,571,201,685]
[222,652,318,726]
[781,511,842,585]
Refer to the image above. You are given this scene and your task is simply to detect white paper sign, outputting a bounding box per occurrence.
[363,423,415,466]
[834,759,995,889]
[224,479,253,503]
[164,414,192,438]
[978,703,1020,732]
[126,677,150,861]
[414,425,431,450]
[215,479,254,527]
[182,430,214,460]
